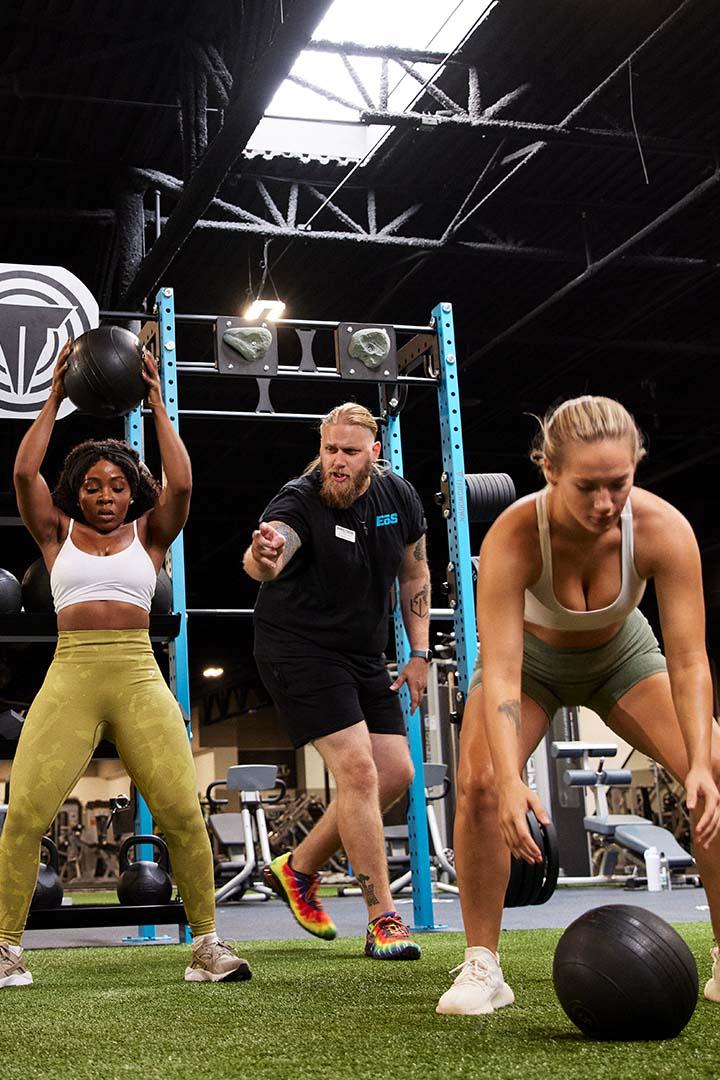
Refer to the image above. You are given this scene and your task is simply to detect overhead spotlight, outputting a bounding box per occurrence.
[202,666,224,679]
[243,299,285,321]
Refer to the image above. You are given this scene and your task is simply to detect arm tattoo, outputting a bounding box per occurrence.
[498,698,521,737]
[268,521,301,565]
[412,535,427,562]
[410,584,429,618]
[357,873,379,906]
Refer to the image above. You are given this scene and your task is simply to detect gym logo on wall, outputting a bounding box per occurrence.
[0,263,99,419]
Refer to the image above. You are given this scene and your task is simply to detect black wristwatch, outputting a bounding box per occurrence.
[409,649,433,662]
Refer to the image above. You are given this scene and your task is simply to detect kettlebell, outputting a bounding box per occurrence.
[31,836,64,910]
[117,835,173,906]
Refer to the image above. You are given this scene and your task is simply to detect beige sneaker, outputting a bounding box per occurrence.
[436,946,514,1016]
[184,937,252,983]
[0,943,33,988]
[704,946,720,1002]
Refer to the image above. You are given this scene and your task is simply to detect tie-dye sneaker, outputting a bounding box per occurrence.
[263,852,337,940]
[365,912,421,960]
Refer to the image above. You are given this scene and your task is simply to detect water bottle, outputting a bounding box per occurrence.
[659,851,671,891]
[644,846,661,891]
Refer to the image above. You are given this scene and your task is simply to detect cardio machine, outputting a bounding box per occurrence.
[209,764,284,903]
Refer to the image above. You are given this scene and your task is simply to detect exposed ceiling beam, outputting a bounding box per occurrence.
[305,40,460,64]
[465,168,720,365]
[359,110,712,160]
[120,0,333,307]
[432,0,704,229]
[189,214,712,275]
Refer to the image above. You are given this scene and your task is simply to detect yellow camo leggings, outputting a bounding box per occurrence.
[0,631,216,943]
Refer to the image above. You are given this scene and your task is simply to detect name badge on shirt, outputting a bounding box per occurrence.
[335,525,356,543]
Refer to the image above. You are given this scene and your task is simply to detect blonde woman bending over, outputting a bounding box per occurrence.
[437,396,720,1016]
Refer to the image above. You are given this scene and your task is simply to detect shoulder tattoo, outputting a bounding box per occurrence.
[412,535,427,562]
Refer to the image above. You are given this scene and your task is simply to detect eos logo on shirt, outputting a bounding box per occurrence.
[376,513,398,527]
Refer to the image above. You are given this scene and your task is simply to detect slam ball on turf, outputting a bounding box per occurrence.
[553,904,698,1040]
[64,326,145,417]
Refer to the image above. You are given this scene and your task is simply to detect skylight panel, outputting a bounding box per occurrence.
[246,0,494,160]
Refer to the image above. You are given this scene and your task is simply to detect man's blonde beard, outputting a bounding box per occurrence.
[319,459,373,508]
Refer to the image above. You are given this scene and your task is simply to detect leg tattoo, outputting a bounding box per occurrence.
[357,873,380,906]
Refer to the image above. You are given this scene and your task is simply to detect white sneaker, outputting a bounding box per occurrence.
[184,936,252,983]
[0,943,33,988]
[704,946,720,1002]
[436,946,514,1016]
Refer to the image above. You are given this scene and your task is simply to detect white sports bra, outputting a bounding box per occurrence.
[50,519,157,613]
[523,488,646,630]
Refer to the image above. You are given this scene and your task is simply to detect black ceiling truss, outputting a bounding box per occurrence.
[129,167,711,280]
[284,53,505,122]
[120,0,333,308]
[112,0,710,324]
[359,109,710,160]
[427,0,708,240]
[466,168,720,365]
[7,0,707,324]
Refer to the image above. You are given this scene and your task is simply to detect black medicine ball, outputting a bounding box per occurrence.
[553,904,698,1040]
[0,568,22,614]
[64,326,145,417]
[21,559,54,613]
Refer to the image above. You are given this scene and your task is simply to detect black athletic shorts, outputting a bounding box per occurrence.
[255,650,406,748]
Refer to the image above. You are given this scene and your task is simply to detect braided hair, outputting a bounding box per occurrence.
[53,438,161,522]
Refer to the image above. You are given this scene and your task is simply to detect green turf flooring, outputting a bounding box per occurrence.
[4,925,718,1080]
[65,885,337,904]
[66,890,119,905]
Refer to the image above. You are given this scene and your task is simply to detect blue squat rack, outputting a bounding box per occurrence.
[123,291,478,935]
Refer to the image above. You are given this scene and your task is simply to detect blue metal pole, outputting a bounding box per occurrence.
[156,286,193,944]
[433,301,477,696]
[156,287,192,729]
[124,408,159,802]
[380,397,437,931]
[123,288,191,941]
[124,365,156,940]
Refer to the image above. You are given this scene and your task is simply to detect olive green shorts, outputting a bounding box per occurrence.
[468,608,668,720]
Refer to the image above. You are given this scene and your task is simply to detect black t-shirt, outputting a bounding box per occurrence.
[253,467,427,657]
